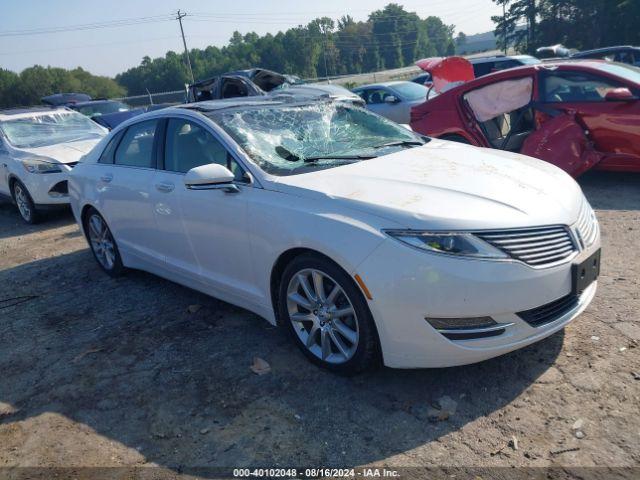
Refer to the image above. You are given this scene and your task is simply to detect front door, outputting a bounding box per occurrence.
[152,116,260,304]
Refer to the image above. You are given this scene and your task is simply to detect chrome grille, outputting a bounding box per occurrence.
[574,200,598,249]
[476,226,577,267]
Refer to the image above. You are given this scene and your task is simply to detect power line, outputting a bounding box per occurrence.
[0,14,174,37]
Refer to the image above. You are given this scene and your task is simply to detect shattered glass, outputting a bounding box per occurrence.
[213,102,423,176]
[0,111,105,148]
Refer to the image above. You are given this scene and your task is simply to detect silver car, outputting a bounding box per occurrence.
[352,81,430,124]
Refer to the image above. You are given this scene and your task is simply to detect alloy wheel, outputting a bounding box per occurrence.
[88,214,116,271]
[13,184,32,222]
[286,268,359,364]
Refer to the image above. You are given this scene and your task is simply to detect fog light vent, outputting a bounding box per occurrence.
[426,316,496,330]
[425,316,511,341]
[48,181,68,197]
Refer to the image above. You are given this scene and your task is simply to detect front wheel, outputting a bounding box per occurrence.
[84,208,124,277]
[278,253,380,375]
[11,180,40,224]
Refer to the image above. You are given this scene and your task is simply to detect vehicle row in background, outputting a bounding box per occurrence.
[0,107,107,223]
[410,57,640,176]
[187,67,364,106]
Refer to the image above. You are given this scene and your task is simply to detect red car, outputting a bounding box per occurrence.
[410,58,640,176]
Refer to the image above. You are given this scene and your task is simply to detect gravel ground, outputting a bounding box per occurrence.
[0,171,638,479]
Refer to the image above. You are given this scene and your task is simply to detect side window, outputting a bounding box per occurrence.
[365,89,392,104]
[114,120,158,168]
[542,71,623,103]
[98,131,124,164]
[164,118,246,181]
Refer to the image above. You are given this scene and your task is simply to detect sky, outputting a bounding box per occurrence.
[0,0,503,77]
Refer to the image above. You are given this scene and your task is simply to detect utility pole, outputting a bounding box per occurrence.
[503,3,508,55]
[176,10,195,83]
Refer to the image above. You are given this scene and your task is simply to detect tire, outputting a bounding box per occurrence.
[440,134,471,144]
[83,208,125,277]
[278,253,380,375]
[11,179,40,224]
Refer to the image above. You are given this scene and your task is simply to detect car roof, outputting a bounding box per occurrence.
[353,81,414,90]
[572,46,640,56]
[177,96,314,113]
[72,100,121,107]
[0,106,68,121]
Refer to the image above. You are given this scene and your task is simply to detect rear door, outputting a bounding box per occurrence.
[93,119,163,265]
[538,68,640,171]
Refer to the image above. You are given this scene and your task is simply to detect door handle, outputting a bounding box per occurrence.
[155,182,175,193]
[100,173,113,183]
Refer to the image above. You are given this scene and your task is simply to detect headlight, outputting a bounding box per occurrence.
[21,158,63,174]
[384,230,508,259]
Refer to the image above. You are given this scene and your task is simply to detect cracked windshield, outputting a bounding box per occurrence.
[213,102,426,176]
[0,111,105,148]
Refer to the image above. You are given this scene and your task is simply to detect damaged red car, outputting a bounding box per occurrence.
[410,57,640,176]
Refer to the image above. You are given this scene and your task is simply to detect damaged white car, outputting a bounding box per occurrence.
[0,107,107,223]
[68,98,600,374]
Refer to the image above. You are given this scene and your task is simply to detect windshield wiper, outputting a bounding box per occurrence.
[373,140,426,149]
[303,154,377,163]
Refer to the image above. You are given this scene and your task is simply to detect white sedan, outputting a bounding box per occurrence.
[68,99,600,374]
[0,107,107,223]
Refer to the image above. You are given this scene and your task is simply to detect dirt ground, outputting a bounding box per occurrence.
[0,171,638,479]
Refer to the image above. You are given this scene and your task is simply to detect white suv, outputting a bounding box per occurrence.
[0,107,106,223]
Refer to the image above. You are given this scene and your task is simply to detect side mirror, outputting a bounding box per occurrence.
[605,87,636,101]
[184,163,239,192]
[385,95,400,104]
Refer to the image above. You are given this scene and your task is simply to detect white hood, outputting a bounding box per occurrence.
[272,139,583,231]
[19,138,102,165]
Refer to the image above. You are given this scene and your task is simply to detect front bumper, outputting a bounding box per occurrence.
[20,167,72,206]
[357,238,600,368]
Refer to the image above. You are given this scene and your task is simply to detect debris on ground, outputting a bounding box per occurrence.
[571,418,586,439]
[187,304,202,314]
[200,428,210,435]
[509,435,519,451]
[250,357,271,375]
[426,395,458,422]
[550,447,580,456]
[591,336,600,341]
[72,347,104,363]
[632,371,640,380]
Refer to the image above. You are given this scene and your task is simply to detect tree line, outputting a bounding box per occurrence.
[116,4,456,95]
[492,0,640,53]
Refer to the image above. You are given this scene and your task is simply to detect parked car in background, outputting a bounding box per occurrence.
[571,46,640,67]
[187,67,364,106]
[352,81,430,123]
[0,107,107,223]
[411,72,433,88]
[41,92,92,106]
[410,58,640,176]
[536,44,573,59]
[68,100,146,130]
[69,97,599,374]
[470,54,541,77]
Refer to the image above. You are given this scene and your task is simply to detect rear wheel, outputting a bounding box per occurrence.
[11,180,40,224]
[278,253,380,375]
[84,208,124,277]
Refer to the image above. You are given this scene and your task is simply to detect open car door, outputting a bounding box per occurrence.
[520,111,606,177]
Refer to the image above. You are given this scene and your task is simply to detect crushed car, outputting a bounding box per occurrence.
[410,57,640,176]
[571,45,640,67]
[187,67,364,106]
